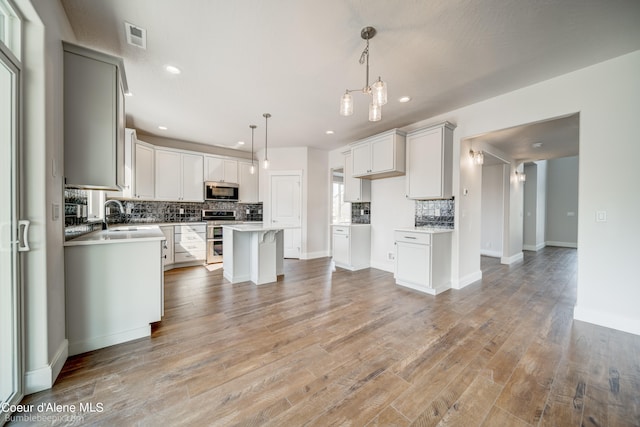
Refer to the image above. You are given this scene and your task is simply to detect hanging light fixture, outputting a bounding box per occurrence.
[263,113,271,169]
[340,26,388,122]
[249,124,257,174]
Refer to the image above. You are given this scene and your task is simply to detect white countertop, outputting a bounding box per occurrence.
[332,223,371,227]
[223,224,288,232]
[64,225,166,246]
[395,227,454,234]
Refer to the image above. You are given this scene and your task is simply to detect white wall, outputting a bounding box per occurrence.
[535,161,548,249]
[481,164,504,257]
[330,49,640,335]
[545,156,579,247]
[523,161,549,251]
[16,0,74,393]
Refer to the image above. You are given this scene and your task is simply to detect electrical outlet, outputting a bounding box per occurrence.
[246,209,250,214]
[126,206,132,214]
[179,208,184,215]
[435,208,441,216]
[360,209,364,215]
[387,252,395,261]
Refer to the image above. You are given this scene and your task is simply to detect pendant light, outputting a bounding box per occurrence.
[249,125,257,174]
[263,113,271,169]
[339,26,388,122]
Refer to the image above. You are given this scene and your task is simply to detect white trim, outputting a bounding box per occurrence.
[370,260,394,273]
[523,242,546,251]
[546,241,577,248]
[68,326,150,357]
[480,249,502,258]
[24,339,68,394]
[452,270,482,289]
[396,280,450,296]
[301,250,329,260]
[574,305,640,336]
[501,252,524,265]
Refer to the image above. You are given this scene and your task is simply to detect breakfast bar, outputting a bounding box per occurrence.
[222,224,285,285]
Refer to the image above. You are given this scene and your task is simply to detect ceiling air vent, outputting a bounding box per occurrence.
[125,22,146,49]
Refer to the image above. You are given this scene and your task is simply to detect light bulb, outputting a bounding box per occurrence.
[250,164,255,175]
[371,77,387,106]
[369,102,381,122]
[340,92,353,116]
[263,158,269,169]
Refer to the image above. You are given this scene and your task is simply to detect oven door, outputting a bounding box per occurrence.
[207,239,223,264]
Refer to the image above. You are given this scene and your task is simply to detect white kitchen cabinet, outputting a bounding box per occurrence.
[205,156,238,183]
[332,224,371,271]
[174,224,206,264]
[351,129,406,179]
[343,152,370,202]
[238,161,259,203]
[160,226,174,268]
[63,42,128,190]
[155,149,204,202]
[405,122,456,199]
[394,229,452,295]
[134,141,155,199]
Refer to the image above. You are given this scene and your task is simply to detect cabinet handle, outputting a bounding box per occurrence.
[404,236,417,239]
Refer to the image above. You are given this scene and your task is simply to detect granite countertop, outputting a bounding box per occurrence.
[64,225,166,247]
[395,227,454,234]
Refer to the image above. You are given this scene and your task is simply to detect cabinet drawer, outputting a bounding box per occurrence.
[175,241,205,253]
[175,232,205,244]
[394,231,431,245]
[176,224,206,234]
[174,251,205,263]
[332,226,350,236]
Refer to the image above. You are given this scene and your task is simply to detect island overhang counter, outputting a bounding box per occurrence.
[222,224,287,285]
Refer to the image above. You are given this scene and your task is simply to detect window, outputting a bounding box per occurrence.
[0,0,21,60]
[332,170,350,223]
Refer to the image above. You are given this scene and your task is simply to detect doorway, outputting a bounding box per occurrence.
[269,171,302,258]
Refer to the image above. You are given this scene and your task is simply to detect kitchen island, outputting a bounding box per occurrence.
[64,226,165,355]
[222,224,285,285]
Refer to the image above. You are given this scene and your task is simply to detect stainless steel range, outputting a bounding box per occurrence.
[202,210,237,264]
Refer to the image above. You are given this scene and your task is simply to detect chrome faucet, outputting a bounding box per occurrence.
[103,199,125,230]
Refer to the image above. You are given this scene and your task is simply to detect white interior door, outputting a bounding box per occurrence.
[1,44,23,410]
[270,173,301,258]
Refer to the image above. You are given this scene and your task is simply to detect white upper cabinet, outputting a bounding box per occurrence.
[63,42,127,190]
[350,129,406,179]
[155,149,203,202]
[343,152,370,202]
[238,161,259,203]
[204,156,238,183]
[405,122,455,200]
[134,141,155,199]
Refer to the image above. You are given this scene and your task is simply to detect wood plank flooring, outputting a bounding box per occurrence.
[10,247,640,426]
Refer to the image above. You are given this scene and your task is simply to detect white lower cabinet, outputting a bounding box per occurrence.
[332,224,371,271]
[394,229,452,295]
[160,226,174,268]
[174,224,206,264]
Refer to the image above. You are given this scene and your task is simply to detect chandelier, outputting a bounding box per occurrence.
[339,26,388,122]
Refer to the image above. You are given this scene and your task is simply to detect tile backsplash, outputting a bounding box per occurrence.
[114,200,263,224]
[351,202,371,224]
[415,198,455,229]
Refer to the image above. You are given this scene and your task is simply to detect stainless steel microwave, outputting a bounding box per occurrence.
[204,182,239,201]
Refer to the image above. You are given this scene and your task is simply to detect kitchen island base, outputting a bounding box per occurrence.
[223,225,284,285]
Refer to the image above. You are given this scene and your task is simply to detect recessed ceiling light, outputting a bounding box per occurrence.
[125,91,133,97]
[158,126,168,130]
[237,141,245,145]
[398,96,411,103]
[165,65,181,75]
[532,142,543,148]
[325,130,335,135]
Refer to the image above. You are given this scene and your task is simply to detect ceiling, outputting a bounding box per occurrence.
[59,0,640,156]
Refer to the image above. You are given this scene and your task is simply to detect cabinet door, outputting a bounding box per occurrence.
[154,150,182,200]
[223,160,238,183]
[396,242,431,287]
[370,135,395,173]
[351,143,371,176]
[406,128,443,199]
[344,153,370,202]
[135,143,154,199]
[181,153,204,202]
[205,157,238,183]
[238,162,259,202]
[332,232,350,265]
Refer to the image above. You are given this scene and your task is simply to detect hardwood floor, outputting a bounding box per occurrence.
[10,247,640,426]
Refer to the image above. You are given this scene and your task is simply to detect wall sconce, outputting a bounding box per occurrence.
[515,171,526,182]
[469,149,484,165]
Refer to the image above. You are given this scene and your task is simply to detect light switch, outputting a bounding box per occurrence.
[52,203,60,220]
[596,211,607,222]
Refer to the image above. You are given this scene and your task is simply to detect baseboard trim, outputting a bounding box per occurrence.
[68,326,150,357]
[574,305,640,336]
[24,339,68,394]
[370,260,394,273]
[480,249,502,258]
[523,242,546,251]
[501,252,524,265]
[452,270,482,290]
[301,251,329,260]
[546,241,578,248]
